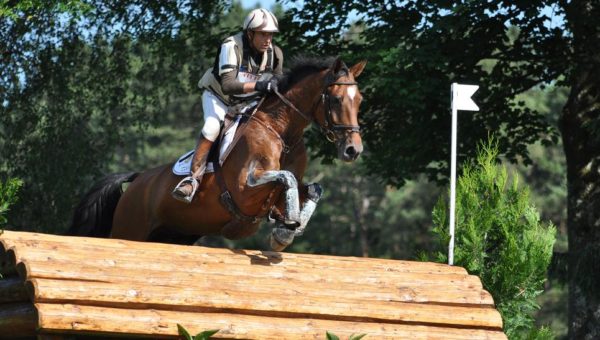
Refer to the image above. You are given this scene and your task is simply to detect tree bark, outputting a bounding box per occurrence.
[560,1,600,338]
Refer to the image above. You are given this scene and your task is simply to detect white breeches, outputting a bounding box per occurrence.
[201,91,228,142]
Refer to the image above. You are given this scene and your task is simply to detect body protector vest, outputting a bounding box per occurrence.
[198,32,275,106]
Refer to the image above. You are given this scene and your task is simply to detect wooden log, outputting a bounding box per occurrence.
[9,258,486,306]
[16,259,489,306]
[0,302,37,337]
[0,248,16,276]
[0,231,468,275]
[4,243,472,285]
[36,303,507,340]
[14,254,486,306]
[0,276,29,303]
[2,234,484,293]
[0,231,506,338]
[27,278,503,329]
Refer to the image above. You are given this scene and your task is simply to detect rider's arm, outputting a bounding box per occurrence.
[221,71,258,94]
[273,45,283,75]
[220,71,246,95]
[221,71,265,94]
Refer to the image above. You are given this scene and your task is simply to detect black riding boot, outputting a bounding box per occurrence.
[172,136,214,203]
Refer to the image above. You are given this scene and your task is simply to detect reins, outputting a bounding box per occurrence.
[273,77,359,143]
[245,71,360,161]
[273,87,313,123]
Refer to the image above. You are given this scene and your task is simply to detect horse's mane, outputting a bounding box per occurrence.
[277,55,339,92]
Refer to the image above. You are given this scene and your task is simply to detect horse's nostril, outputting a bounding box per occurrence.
[346,146,357,157]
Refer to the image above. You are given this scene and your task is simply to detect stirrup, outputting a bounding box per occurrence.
[171,176,199,203]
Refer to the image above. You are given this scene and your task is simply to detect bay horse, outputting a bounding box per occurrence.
[68,56,366,251]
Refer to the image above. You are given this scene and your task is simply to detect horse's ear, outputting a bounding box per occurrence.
[331,56,345,74]
[350,60,367,78]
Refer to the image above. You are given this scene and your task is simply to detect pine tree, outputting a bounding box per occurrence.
[430,139,556,339]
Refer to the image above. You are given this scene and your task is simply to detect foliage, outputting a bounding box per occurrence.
[281,2,600,337]
[326,331,367,340]
[0,178,23,228]
[177,324,219,340]
[525,326,555,340]
[280,1,563,186]
[430,138,556,339]
[290,160,439,258]
[0,0,91,19]
[512,84,567,338]
[0,0,227,231]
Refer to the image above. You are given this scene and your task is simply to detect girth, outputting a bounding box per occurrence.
[213,160,279,227]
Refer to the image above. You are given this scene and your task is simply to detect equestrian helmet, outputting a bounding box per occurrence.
[243,8,279,33]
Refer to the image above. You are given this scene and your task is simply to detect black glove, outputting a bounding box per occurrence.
[255,77,279,94]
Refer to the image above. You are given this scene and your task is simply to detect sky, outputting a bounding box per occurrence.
[240,0,278,10]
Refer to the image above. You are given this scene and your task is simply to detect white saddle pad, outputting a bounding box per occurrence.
[172,115,242,176]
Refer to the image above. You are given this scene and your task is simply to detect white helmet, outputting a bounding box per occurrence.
[243,8,279,33]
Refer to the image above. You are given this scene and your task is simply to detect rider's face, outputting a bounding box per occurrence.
[249,31,273,53]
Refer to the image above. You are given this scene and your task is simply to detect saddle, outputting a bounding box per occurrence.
[172,101,258,176]
[172,98,278,230]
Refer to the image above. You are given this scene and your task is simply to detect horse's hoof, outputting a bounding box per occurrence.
[269,227,295,251]
[307,183,323,202]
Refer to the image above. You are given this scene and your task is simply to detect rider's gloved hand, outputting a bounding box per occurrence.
[255,77,279,94]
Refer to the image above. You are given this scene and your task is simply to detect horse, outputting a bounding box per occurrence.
[68,56,366,251]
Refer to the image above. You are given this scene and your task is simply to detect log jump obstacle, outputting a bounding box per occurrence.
[0,231,506,339]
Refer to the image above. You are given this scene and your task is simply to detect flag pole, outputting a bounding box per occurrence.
[448,83,479,266]
[449,83,458,266]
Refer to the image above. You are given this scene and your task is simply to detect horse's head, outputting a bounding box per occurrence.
[316,58,367,162]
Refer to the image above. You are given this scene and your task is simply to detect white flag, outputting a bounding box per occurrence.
[451,83,479,111]
[448,82,480,265]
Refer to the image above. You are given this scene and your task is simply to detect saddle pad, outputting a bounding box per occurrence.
[172,115,242,176]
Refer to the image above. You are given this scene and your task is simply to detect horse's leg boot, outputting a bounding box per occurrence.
[172,136,213,203]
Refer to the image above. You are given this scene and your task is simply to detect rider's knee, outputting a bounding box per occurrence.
[201,117,221,142]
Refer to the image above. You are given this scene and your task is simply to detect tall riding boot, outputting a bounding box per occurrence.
[172,136,214,203]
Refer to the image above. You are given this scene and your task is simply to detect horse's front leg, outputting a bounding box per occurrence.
[267,182,323,251]
[247,167,301,225]
[295,182,323,236]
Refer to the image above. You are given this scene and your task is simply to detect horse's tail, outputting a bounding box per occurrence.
[66,172,139,238]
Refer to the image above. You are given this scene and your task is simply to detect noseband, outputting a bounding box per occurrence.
[320,80,360,143]
[273,73,359,143]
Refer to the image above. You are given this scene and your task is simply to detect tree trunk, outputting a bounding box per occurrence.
[560,2,600,338]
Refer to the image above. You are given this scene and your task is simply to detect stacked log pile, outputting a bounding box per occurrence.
[0,230,506,339]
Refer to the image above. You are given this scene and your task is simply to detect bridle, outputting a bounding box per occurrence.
[273,71,360,143]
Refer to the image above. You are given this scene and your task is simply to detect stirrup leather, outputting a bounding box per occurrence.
[171,176,199,203]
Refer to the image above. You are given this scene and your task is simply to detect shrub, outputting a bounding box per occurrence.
[0,178,23,228]
[430,139,556,339]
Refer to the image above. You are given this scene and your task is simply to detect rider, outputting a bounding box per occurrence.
[172,8,284,203]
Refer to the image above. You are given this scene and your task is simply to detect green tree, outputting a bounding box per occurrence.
[280,1,600,337]
[290,160,440,259]
[0,0,227,231]
[431,139,556,338]
[513,85,568,337]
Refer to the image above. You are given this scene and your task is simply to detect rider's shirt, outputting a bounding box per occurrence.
[198,32,283,105]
